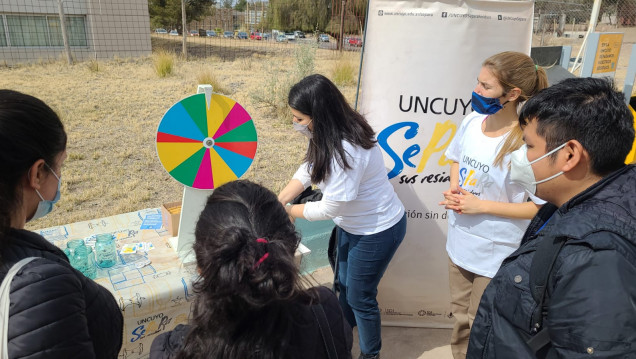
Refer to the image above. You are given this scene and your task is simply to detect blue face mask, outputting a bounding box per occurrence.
[30,164,61,222]
[471,91,506,115]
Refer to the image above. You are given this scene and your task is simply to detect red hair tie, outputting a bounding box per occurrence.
[253,238,269,269]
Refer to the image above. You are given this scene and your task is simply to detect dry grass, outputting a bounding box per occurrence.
[195,68,230,95]
[331,52,358,86]
[153,50,175,77]
[86,59,100,73]
[0,47,360,230]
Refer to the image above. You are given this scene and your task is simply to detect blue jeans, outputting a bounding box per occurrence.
[337,213,407,355]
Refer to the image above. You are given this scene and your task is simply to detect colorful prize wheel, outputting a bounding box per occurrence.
[156,93,257,189]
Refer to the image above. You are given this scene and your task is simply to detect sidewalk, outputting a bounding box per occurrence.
[306,266,453,359]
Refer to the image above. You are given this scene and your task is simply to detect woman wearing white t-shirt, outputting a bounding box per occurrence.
[438,52,548,359]
[278,74,406,359]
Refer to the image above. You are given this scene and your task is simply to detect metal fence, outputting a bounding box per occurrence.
[150,0,367,60]
[531,0,636,85]
[2,0,636,66]
[0,0,366,66]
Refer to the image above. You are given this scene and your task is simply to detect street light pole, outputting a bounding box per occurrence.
[182,0,188,59]
[339,0,346,51]
[57,0,73,64]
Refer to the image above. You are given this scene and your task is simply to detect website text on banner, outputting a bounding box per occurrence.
[358,0,534,327]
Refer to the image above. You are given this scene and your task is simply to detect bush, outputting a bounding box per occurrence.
[196,70,230,95]
[292,43,316,80]
[153,50,174,78]
[252,43,317,122]
[331,56,356,86]
[86,59,100,73]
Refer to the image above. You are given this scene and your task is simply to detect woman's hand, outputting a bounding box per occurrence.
[439,184,462,213]
[446,188,485,215]
[285,204,296,224]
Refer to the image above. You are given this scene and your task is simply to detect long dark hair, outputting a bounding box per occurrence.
[288,74,376,183]
[177,180,316,359]
[0,90,67,237]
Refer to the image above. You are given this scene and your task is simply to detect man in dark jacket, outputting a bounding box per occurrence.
[467,77,636,358]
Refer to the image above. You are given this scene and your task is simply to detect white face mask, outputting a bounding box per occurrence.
[293,120,313,139]
[510,142,567,195]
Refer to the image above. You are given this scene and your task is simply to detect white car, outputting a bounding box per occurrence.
[155,28,167,34]
[276,34,287,42]
[285,32,296,41]
[319,34,329,42]
[169,30,178,36]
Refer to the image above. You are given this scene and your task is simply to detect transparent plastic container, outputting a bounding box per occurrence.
[72,245,97,279]
[95,233,117,268]
[66,238,85,258]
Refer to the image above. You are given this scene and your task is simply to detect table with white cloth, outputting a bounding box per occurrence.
[37,208,310,359]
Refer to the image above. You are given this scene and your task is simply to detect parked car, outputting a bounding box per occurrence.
[319,34,329,42]
[276,34,287,42]
[262,33,271,40]
[206,30,217,37]
[155,28,167,34]
[236,31,248,39]
[285,32,296,41]
[169,29,179,36]
[250,32,262,40]
[189,30,199,36]
[294,31,305,38]
[348,37,362,46]
[223,31,233,38]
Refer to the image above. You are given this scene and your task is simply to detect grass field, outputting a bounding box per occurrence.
[0,44,361,230]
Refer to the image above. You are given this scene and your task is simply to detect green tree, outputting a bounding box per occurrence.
[326,0,367,35]
[235,0,247,12]
[265,0,330,31]
[149,0,216,30]
[222,0,233,9]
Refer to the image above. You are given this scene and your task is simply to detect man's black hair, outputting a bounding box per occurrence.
[519,77,634,175]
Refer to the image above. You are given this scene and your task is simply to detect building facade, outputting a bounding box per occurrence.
[1,0,151,65]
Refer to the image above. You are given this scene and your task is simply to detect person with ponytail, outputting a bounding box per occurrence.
[149,180,353,359]
[0,90,123,358]
[437,51,549,359]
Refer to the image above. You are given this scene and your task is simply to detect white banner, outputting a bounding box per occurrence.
[359,0,534,327]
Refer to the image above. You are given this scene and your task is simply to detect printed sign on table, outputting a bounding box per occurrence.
[39,209,197,359]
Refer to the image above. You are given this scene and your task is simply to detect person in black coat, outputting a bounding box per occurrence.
[0,90,123,358]
[467,77,636,358]
[150,180,353,359]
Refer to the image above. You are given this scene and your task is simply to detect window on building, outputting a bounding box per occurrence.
[66,17,87,46]
[2,14,87,47]
[7,15,49,46]
[0,17,6,47]
[48,16,87,46]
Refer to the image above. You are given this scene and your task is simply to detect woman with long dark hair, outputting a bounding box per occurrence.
[278,74,407,359]
[150,180,353,359]
[0,89,123,358]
